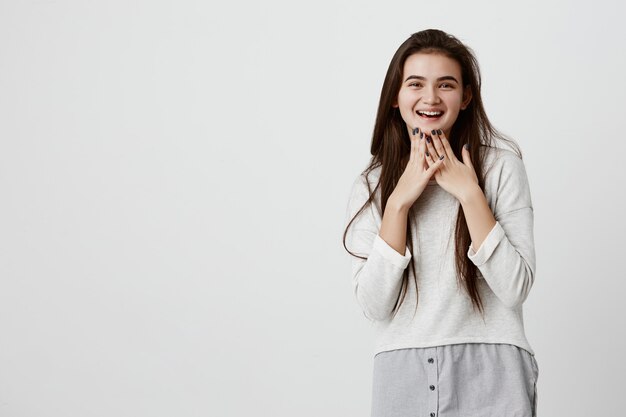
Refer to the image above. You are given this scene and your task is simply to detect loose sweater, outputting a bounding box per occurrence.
[344,146,536,357]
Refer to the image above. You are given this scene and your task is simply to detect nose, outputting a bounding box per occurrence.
[422,85,441,104]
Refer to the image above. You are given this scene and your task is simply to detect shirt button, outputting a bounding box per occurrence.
[429,385,435,391]
[428,358,434,363]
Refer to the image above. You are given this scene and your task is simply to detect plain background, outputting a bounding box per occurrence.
[1,0,625,416]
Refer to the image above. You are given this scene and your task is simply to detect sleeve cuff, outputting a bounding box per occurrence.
[373,234,412,270]
[467,221,505,266]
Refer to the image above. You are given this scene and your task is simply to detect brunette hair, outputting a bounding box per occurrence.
[343,29,521,320]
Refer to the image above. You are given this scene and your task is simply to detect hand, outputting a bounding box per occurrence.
[423,129,480,201]
[390,127,444,210]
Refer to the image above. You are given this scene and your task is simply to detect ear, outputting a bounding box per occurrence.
[392,101,399,108]
[461,86,472,110]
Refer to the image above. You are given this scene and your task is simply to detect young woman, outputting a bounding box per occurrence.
[343,29,539,416]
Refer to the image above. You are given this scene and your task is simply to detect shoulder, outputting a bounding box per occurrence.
[349,164,382,196]
[480,146,533,212]
[347,164,383,214]
[481,146,529,185]
[482,145,524,171]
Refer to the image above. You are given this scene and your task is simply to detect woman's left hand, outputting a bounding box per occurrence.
[424,129,480,201]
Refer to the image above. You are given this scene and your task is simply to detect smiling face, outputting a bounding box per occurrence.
[393,52,472,138]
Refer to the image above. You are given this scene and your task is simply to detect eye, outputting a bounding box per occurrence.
[440,83,455,89]
[408,82,422,87]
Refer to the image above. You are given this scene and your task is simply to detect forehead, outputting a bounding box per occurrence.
[402,52,462,79]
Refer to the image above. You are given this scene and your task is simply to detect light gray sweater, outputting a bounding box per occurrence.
[344,146,536,357]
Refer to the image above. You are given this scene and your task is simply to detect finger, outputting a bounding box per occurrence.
[427,154,445,174]
[461,143,473,167]
[415,131,424,166]
[436,129,455,160]
[424,143,435,167]
[416,130,426,167]
[425,134,440,160]
[409,127,420,163]
[431,129,446,156]
[409,135,416,164]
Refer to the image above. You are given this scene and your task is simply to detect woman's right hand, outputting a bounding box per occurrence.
[390,127,444,210]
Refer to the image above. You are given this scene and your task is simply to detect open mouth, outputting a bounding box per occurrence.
[416,110,444,120]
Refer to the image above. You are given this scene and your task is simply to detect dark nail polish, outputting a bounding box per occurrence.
[431,129,436,135]
[413,127,419,135]
[439,155,444,160]
[426,136,431,143]
[464,143,469,150]
[426,151,429,156]
[420,132,423,139]
[437,129,442,135]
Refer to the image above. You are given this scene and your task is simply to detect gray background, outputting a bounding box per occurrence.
[1,0,625,416]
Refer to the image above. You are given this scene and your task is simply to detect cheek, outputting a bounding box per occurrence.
[398,88,421,101]
[396,92,415,116]
[397,89,412,106]
[454,92,466,108]
[443,104,462,120]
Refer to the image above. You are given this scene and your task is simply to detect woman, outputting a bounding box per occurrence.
[343,29,539,416]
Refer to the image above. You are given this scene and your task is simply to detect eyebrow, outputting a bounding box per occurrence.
[404,75,460,83]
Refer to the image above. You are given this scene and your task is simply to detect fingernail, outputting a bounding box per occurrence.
[464,143,469,150]
[426,151,429,156]
[420,132,423,139]
[413,127,419,135]
[439,155,444,160]
[437,129,442,135]
[431,129,436,135]
[426,136,431,143]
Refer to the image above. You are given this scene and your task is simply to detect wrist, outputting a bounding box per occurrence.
[458,183,484,206]
[387,195,411,214]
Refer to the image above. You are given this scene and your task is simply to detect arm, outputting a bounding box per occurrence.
[459,186,497,253]
[459,154,536,309]
[379,196,411,256]
[344,174,412,321]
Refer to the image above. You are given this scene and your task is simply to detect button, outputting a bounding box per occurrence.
[430,413,435,417]
[428,358,434,363]
[429,385,435,391]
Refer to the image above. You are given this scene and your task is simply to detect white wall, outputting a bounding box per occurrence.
[1,0,624,415]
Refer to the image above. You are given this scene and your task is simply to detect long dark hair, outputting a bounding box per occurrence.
[343,29,521,319]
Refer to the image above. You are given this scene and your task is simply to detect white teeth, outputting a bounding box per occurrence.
[418,110,443,116]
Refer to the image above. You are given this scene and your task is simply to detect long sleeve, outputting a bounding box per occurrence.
[467,153,536,309]
[344,174,412,321]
